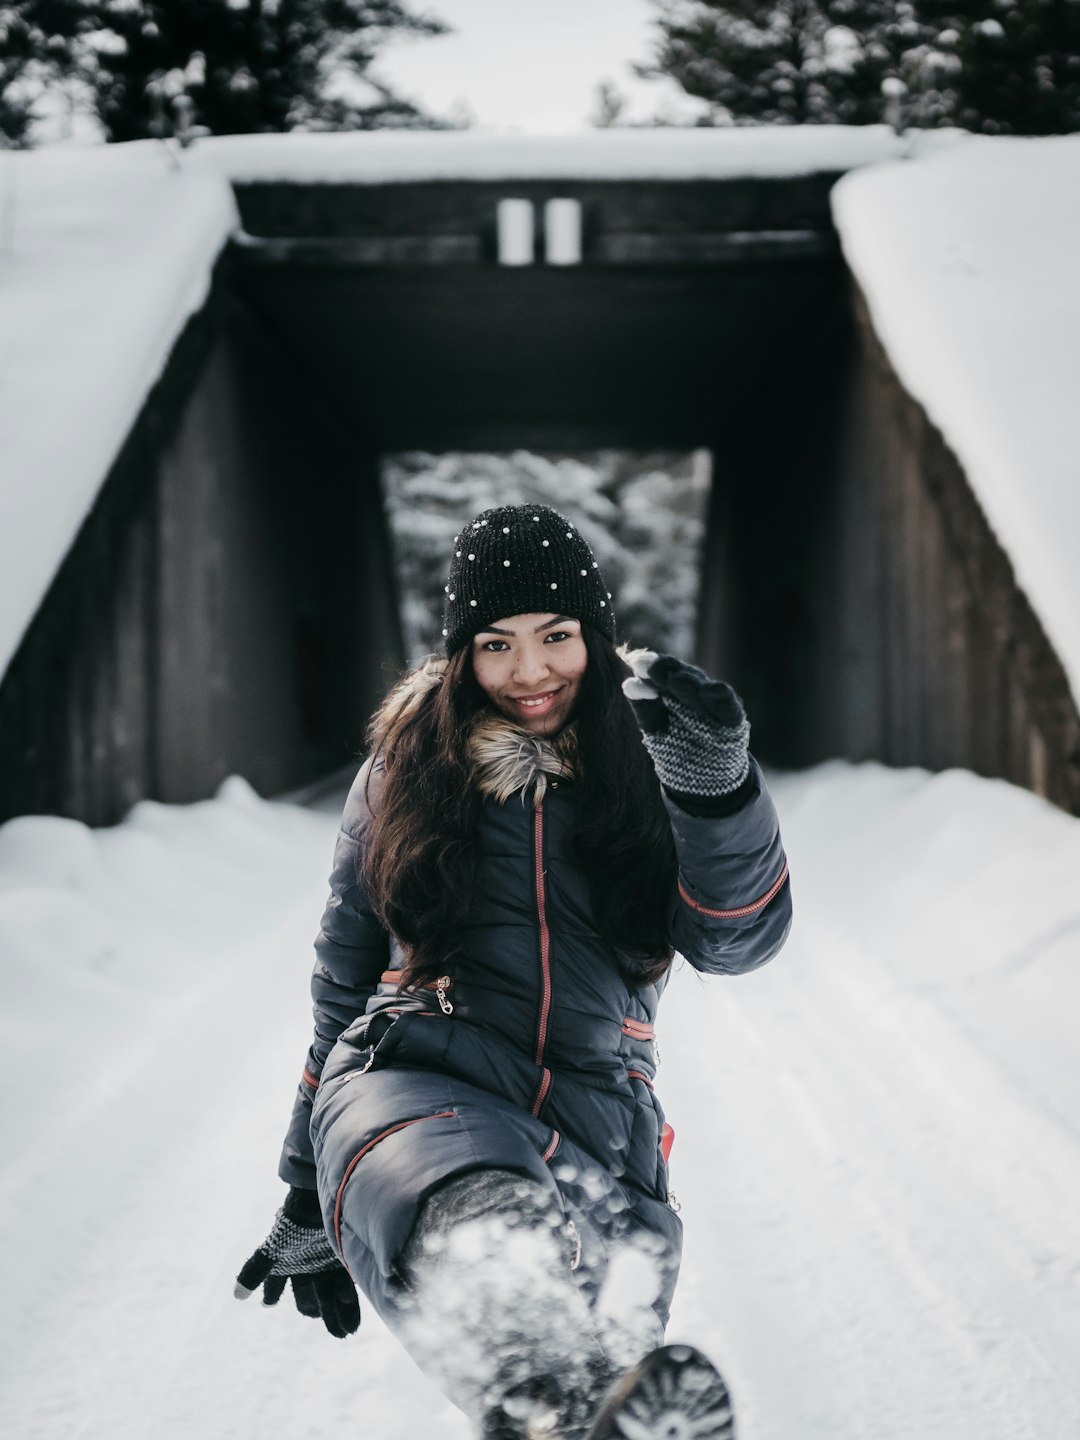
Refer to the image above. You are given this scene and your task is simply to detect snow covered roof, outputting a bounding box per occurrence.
[204,124,959,184]
[0,141,237,683]
[1,126,957,686]
[832,135,1080,707]
[2,125,1073,709]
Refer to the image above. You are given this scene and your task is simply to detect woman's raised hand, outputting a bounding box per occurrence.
[622,651,751,800]
[234,1186,361,1339]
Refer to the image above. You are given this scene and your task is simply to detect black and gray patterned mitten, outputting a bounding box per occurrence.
[234,1186,360,1338]
[622,651,751,802]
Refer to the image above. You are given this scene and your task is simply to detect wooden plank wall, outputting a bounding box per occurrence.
[0,261,402,827]
[812,280,1080,813]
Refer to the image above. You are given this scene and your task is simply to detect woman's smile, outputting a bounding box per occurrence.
[511,687,560,709]
[471,614,588,735]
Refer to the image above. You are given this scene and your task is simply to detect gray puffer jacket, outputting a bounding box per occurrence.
[280,684,791,1330]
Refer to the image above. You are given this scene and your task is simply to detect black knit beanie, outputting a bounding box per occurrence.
[442,504,615,656]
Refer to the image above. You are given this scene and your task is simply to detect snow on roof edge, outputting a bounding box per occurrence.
[0,142,239,683]
[1,126,976,692]
[201,125,969,185]
[831,134,1080,709]
[4,126,969,689]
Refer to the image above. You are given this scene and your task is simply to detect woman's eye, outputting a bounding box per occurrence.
[544,631,570,643]
[481,640,509,652]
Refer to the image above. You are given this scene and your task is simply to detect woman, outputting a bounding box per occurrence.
[235,504,791,1439]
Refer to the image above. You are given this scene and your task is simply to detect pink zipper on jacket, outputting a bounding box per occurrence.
[678,859,789,919]
[531,801,553,1118]
[333,1111,455,1258]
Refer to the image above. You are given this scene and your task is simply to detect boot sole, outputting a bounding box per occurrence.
[587,1343,735,1440]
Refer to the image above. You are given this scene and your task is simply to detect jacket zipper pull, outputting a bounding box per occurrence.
[435,976,454,1015]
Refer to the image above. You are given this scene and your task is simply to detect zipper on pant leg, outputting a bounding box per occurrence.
[333,1111,456,1256]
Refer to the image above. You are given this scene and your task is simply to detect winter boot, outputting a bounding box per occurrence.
[481,1354,614,1440]
[585,1343,735,1440]
[481,1372,569,1439]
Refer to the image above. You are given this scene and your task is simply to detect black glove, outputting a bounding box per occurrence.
[234,1186,360,1339]
[622,651,750,800]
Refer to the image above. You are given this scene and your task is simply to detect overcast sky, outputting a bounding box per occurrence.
[376,0,701,133]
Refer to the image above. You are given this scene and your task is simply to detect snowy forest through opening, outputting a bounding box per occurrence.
[380,450,711,664]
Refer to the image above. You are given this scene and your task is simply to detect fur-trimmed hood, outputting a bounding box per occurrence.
[468,710,578,808]
[369,657,579,809]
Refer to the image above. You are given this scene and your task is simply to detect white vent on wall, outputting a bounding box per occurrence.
[496,199,536,266]
[544,199,582,266]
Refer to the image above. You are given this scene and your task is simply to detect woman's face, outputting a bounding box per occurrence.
[471,613,588,735]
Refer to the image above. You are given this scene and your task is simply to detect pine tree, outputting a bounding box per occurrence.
[0,1,93,145]
[913,0,1080,133]
[644,0,1080,132]
[640,0,936,125]
[82,0,448,142]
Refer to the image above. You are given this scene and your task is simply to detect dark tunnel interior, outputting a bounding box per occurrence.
[227,176,855,771]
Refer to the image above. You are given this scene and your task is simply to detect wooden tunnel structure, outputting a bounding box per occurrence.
[2,166,1078,825]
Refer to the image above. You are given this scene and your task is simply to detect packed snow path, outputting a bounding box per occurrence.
[1,762,1079,1439]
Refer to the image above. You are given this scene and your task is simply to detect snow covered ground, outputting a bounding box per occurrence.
[1,760,1078,1439]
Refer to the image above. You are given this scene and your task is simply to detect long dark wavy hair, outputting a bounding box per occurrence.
[362,625,678,990]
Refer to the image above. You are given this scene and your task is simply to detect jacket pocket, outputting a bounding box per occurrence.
[332,1109,457,1259]
[625,1072,671,1201]
[356,1009,412,1074]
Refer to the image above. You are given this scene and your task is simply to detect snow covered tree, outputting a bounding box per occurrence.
[381,451,711,663]
[82,0,448,142]
[912,1,1080,133]
[0,1,93,144]
[643,0,1080,131]
[639,0,936,125]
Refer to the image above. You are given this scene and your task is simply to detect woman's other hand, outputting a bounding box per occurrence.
[621,651,751,801]
[234,1186,360,1338]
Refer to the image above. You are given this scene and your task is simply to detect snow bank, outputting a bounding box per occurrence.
[832,135,1080,707]
[666,760,1080,1437]
[204,124,962,184]
[0,775,331,1166]
[0,141,238,682]
[2,761,1080,1438]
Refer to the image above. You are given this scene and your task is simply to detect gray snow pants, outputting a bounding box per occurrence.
[392,1169,620,1438]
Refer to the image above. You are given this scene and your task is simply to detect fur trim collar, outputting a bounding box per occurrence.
[468,711,578,808]
[370,657,579,808]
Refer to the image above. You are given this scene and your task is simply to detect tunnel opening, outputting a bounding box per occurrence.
[223,172,856,777]
[0,169,856,824]
[17,161,1075,824]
